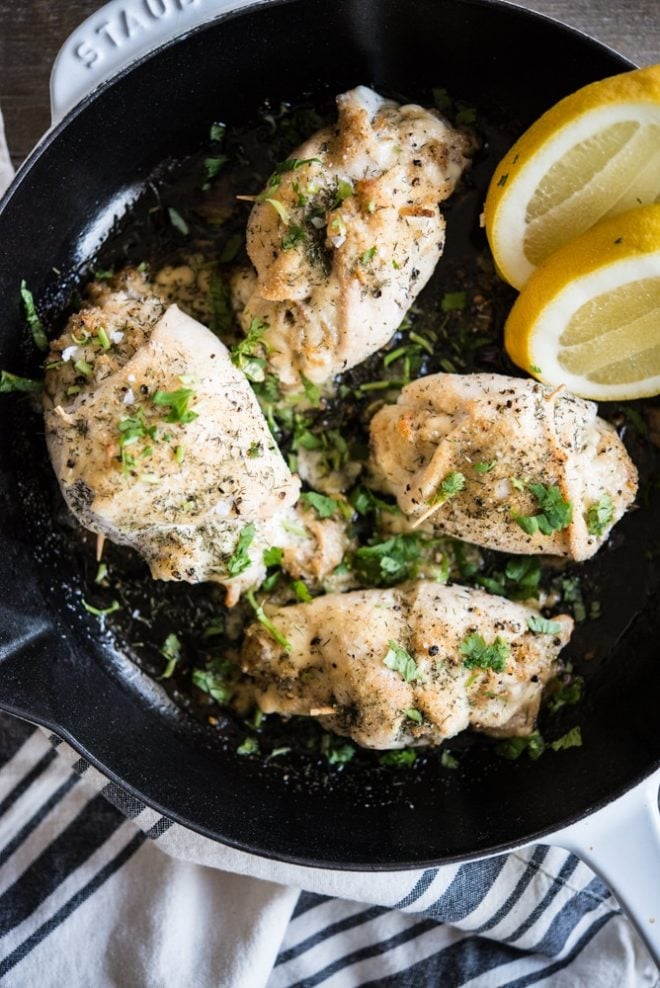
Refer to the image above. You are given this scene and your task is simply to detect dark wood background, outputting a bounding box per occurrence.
[0,0,659,166]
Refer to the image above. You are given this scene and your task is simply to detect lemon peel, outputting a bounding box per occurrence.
[504,204,660,400]
[484,64,660,290]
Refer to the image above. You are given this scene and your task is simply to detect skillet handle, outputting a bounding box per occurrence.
[545,768,660,965]
[50,0,267,124]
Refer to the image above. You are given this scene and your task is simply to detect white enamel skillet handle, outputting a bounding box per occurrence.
[48,0,660,967]
[50,0,265,124]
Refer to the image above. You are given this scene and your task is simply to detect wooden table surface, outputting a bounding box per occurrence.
[0,0,659,167]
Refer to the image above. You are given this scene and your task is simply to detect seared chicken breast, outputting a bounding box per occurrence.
[241,581,573,748]
[369,373,638,560]
[232,85,474,387]
[43,277,347,604]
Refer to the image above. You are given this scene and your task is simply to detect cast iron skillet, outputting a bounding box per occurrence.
[0,0,658,871]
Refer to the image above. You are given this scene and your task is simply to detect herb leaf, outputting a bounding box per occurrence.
[227,523,256,576]
[527,615,563,635]
[246,590,291,653]
[495,732,546,761]
[0,370,42,393]
[231,317,269,382]
[550,726,582,751]
[20,280,49,351]
[383,640,423,683]
[300,491,337,518]
[160,633,182,679]
[512,483,573,536]
[460,633,510,672]
[192,656,237,705]
[152,387,198,424]
[429,471,466,506]
[379,748,417,767]
[586,494,614,537]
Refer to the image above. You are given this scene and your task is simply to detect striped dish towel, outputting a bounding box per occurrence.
[0,713,656,987]
[0,111,656,988]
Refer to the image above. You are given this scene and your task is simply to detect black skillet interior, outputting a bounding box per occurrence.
[0,0,658,868]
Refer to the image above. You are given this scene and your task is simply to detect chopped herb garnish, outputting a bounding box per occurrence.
[263,546,284,568]
[550,726,582,751]
[0,370,42,393]
[291,579,312,602]
[160,633,182,679]
[441,291,466,312]
[237,736,260,756]
[152,387,198,424]
[167,207,189,236]
[379,748,417,767]
[474,460,496,474]
[95,562,108,584]
[460,633,510,672]
[544,673,583,714]
[203,154,228,186]
[192,656,237,705]
[455,104,477,125]
[81,598,121,617]
[208,272,234,336]
[264,197,290,224]
[335,177,354,202]
[586,494,614,537]
[174,444,185,465]
[226,523,256,577]
[512,482,572,536]
[231,317,269,382]
[495,732,545,761]
[300,491,337,518]
[559,576,586,622]
[247,441,262,459]
[74,359,92,378]
[118,409,158,473]
[352,533,424,586]
[405,708,423,724]
[359,246,377,265]
[441,749,459,769]
[527,615,563,635]
[321,733,355,765]
[300,375,321,406]
[210,121,226,142]
[246,590,291,652]
[282,224,308,250]
[20,280,49,351]
[383,640,423,683]
[96,327,111,351]
[219,234,242,264]
[428,471,466,506]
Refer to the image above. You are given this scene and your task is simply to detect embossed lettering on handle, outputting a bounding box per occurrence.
[50,0,264,124]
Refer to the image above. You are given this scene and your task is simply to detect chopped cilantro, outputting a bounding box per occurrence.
[351,533,422,586]
[81,599,121,617]
[263,546,284,568]
[300,375,321,406]
[321,734,355,765]
[192,656,237,705]
[441,750,459,769]
[208,272,234,336]
[203,154,228,187]
[349,486,401,517]
[300,491,337,518]
[544,674,583,715]
[246,590,291,653]
[512,482,572,536]
[291,579,312,602]
[282,224,308,250]
[237,736,260,756]
[559,576,586,622]
[168,207,189,236]
[474,460,496,474]
[429,471,466,506]
[359,246,377,265]
[441,291,466,312]
[226,523,256,577]
[160,633,182,679]
[20,280,49,351]
[118,409,158,473]
[586,494,614,537]
[231,317,269,382]
[379,748,417,767]
[209,121,226,142]
[495,732,545,761]
[152,387,198,424]
[550,726,582,751]
[247,441,262,458]
[0,370,42,393]
[460,633,510,672]
[335,177,354,202]
[405,708,422,724]
[383,641,423,683]
[527,615,563,635]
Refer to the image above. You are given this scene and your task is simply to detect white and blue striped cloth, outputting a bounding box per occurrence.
[0,711,656,987]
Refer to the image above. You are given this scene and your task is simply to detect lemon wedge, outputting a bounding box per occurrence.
[484,64,660,290]
[504,204,660,400]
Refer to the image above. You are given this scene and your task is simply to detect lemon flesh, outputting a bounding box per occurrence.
[484,65,660,289]
[504,204,660,401]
